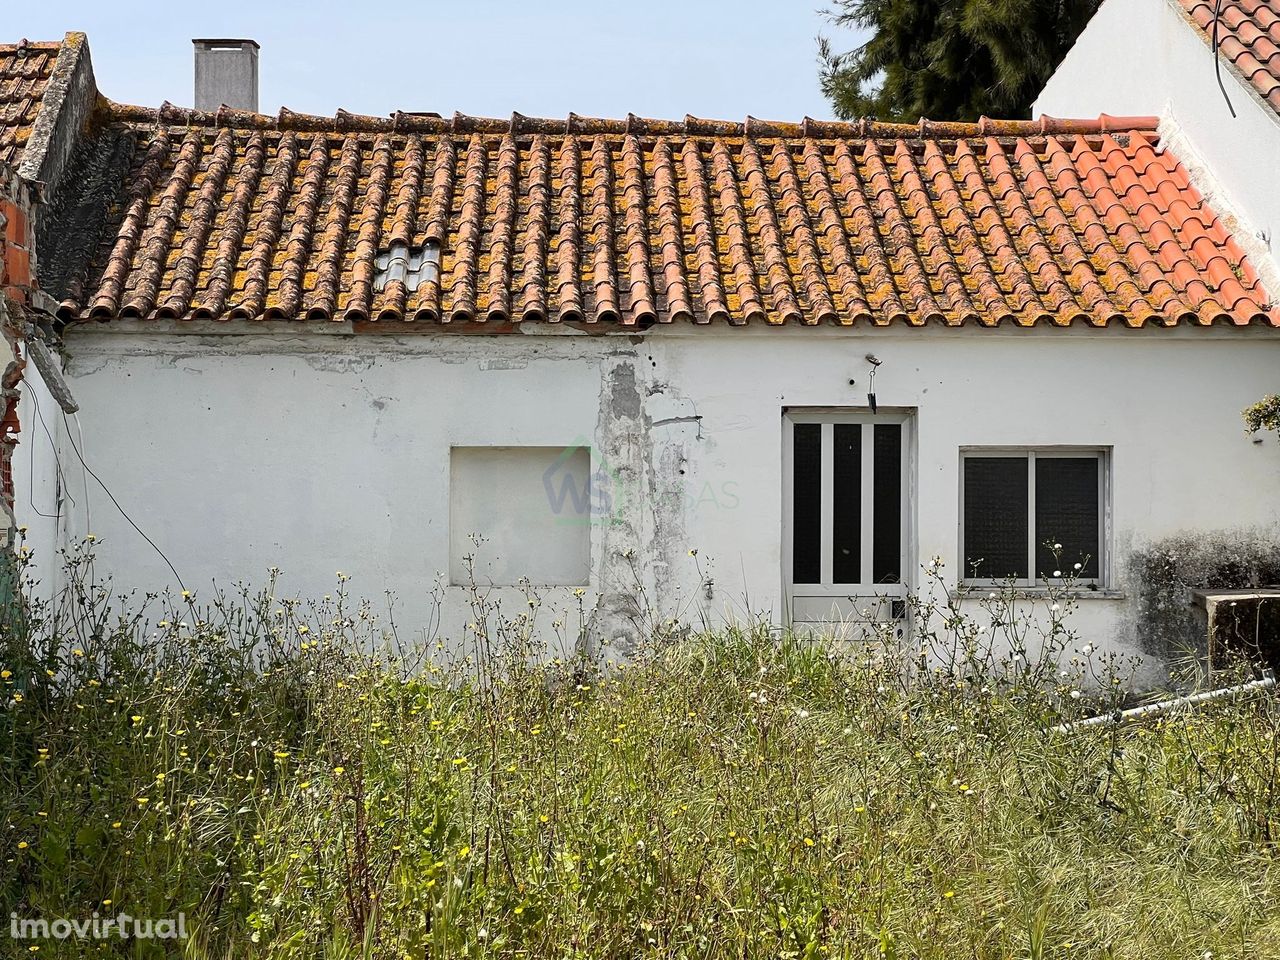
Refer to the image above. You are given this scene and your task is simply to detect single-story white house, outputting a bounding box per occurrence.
[4,29,1279,674]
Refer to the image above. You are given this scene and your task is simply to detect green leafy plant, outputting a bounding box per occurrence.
[1243,394,1280,437]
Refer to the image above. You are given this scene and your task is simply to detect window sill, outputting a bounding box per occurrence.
[953,586,1127,601]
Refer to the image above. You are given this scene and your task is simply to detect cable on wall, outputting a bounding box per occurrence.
[26,389,72,521]
[1212,0,1238,118]
[60,410,190,597]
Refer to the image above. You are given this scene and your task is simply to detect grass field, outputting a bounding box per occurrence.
[2,547,1279,958]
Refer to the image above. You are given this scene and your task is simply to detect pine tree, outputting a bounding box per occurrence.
[819,0,1103,122]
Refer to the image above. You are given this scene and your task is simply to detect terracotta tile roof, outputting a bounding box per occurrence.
[1179,0,1280,113]
[55,106,1277,328]
[0,39,60,167]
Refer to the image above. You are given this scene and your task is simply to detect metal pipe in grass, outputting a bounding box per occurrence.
[1051,669,1277,734]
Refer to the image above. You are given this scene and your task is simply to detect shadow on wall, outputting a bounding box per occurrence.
[1126,527,1280,673]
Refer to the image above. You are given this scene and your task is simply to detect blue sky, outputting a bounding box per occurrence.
[11,1,864,122]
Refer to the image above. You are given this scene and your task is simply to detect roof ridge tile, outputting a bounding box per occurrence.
[103,99,1159,141]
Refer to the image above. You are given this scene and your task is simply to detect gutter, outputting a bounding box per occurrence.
[1051,668,1277,734]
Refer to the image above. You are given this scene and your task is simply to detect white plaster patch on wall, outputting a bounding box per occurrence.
[449,445,591,587]
[477,357,529,371]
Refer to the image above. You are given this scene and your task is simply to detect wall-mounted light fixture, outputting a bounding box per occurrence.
[865,354,882,413]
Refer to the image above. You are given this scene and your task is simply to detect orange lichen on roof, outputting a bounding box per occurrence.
[57,106,1278,328]
[0,39,60,167]
[1180,0,1280,113]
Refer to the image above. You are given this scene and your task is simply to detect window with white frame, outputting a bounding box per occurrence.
[960,449,1108,585]
[783,410,913,623]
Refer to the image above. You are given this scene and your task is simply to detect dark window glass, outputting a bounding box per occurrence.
[963,457,1029,579]
[792,424,822,584]
[873,424,902,583]
[832,424,861,584]
[1035,457,1099,578]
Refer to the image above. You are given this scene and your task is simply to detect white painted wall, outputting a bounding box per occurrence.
[22,324,1280,681]
[13,356,70,602]
[1036,0,1280,275]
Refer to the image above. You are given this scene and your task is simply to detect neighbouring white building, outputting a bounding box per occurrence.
[1037,0,1280,288]
[4,26,1280,676]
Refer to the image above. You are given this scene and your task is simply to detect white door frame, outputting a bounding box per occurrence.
[781,407,917,626]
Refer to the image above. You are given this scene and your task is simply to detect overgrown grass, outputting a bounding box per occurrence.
[2,543,1279,958]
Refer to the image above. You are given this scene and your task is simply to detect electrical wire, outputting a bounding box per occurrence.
[60,410,189,595]
[26,389,71,520]
[1212,0,1237,118]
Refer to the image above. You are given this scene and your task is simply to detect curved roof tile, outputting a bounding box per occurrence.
[1180,0,1280,114]
[0,38,60,167]
[55,105,1278,328]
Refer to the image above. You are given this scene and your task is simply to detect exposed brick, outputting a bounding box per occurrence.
[1,201,24,246]
[4,247,29,289]
[0,166,37,534]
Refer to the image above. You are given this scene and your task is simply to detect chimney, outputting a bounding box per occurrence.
[192,39,259,112]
